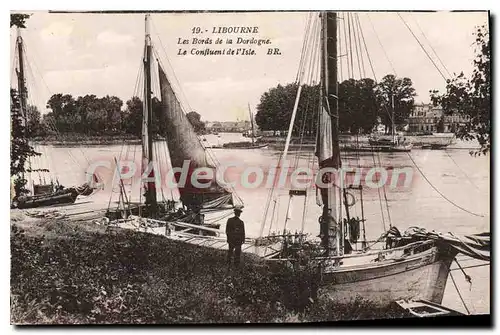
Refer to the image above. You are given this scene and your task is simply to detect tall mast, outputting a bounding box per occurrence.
[321,11,343,255]
[144,14,157,212]
[16,27,27,125]
[248,103,255,145]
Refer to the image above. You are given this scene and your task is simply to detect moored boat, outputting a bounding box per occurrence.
[105,14,242,230]
[102,12,490,310]
[222,142,268,149]
[11,25,101,209]
[421,143,449,150]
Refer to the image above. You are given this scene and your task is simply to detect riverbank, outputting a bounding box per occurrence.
[259,133,482,151]
[10,212,406,324]
[32,135,144,147]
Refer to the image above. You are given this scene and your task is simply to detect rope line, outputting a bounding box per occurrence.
[367,14,397,76]
[342,12,351,79]
[347,13,355,80]
[397,13,448,82]
[350,13,363,79]
[371,149,386,231]
[412,17,452,78]
[445,150,482,192]
[259,13,319,237]
[406,152,485,217]
[357,13,377,82]
[449,271,471,315]
[353,13,366,78]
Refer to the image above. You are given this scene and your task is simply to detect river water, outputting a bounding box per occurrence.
[30,132,490,314]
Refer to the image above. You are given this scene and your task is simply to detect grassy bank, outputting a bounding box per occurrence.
[10,215,406,324]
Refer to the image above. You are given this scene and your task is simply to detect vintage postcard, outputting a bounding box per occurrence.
[10,10,490,325]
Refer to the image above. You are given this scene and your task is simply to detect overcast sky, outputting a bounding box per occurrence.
[10,11,488,121]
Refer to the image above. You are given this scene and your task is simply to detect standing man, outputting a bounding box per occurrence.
[226,206,245,267]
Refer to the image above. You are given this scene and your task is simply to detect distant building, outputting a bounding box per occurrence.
[407,103,470,133]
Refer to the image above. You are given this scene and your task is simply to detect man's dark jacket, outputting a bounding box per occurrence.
[226,216,245,244]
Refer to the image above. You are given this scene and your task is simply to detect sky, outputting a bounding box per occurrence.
[10,11,489,121]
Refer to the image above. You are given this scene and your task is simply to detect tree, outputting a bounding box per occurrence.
[40,113,57,136]
[26,105,42,137]
[430,24,490,154]
[255,84,298,134]
[46,93,125,135]
[121,96,171,138]
[75,94,99,135]
[10,13,30,28]
[186,111,206,134]
[376,74,416,133]
[10,89,42,197]
[46,93,78,133]
[255,83,320,136]
[100,95,123,133]
[256,80,383,136]
[123,97,143,137]
[338,78,379,134]
[294,84,320,137]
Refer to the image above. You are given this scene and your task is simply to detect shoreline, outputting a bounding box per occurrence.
[10,211,408,324]
[31,133,465,148]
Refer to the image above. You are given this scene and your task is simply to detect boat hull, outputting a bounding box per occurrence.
[319,246,455,307]
[421,144,449,150]
[222,142,269,149]
[103,217,458,309]
[16,189,79,209]
[342,144,413,152]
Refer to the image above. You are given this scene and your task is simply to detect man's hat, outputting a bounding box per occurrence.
[234,206,243,213]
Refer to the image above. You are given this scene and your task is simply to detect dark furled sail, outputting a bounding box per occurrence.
[158,64,232,210]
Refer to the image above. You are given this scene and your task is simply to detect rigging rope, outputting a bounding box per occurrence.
[347,13,355,79]
[259,13,319,237]
[150,44,243,207]
[352,13,366,78]
[338,15,344,82]
[367,14,398,76]
[357,13,377,82]
[397,13,449,82]
[371,149,387,231]
[267,198,279,236]
[376,152,392,227]
[449,271,471,315]
[350,13,363,79]
[151,18,194,113]
[22,43,102,191]
[412,17,452,78]
[296,13,314,83]
[444,150,482,192]
[342,12,351,79]
[406,152,485,217]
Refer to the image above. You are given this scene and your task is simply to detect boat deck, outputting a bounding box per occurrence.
[111,219,284,259]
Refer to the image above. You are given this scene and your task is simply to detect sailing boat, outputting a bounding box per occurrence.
[253,11,487,307]
[104,12,489,309]
[223,104,268,149]
[367,96,413,151]
[11,25,98,209]
[105,14,240,232]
